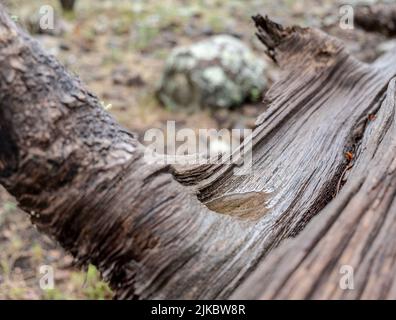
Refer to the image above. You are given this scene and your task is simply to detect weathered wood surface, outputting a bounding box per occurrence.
[1,4,396,299]
[230,16,396,299]
[233,71,396,299]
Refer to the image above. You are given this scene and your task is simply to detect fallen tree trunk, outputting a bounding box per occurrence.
[355,2,396,36]
[1,6,396,299]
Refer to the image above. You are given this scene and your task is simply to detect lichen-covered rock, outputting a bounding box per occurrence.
[157,35,267,110]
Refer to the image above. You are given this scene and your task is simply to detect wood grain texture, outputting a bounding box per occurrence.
[232,78,396,299]
[1,5,396,299]
[231,17,396,300]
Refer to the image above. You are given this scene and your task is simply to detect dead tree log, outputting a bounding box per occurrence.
[1,5,396,299]
[230,16,396,299]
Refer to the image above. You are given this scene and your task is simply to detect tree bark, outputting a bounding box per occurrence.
[232,77,396,299]
[1,6,396,299]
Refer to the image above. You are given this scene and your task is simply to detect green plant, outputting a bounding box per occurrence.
[82,265,112,300]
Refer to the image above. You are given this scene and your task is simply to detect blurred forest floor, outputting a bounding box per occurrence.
[0,0,388,299]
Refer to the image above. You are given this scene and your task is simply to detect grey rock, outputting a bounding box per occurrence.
[157,35,267,110]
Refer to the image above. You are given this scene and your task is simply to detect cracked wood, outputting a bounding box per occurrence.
[0,7,396,299]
